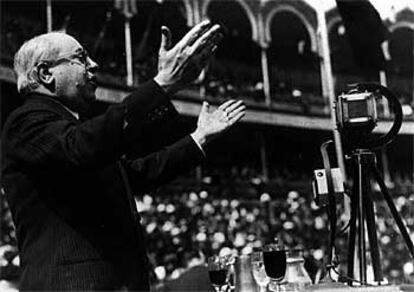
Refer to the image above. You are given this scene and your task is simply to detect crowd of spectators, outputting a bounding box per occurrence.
[1,168,413,290]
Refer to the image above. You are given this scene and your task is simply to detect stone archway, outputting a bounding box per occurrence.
[264,6,321,99]
[387,24,414,105]
[202,0,263,102]
[201,0,258,42]
[327,15,342,35]
[263,4,317,52]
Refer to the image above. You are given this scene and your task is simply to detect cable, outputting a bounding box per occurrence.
[320,140,337,269]
[337,221,350,236]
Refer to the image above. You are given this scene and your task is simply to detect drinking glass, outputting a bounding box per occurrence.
[208,255,230,292]
[251,251,270,292]
[263,243,287,292]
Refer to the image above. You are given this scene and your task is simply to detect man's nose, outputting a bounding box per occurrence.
[87,57,99,73]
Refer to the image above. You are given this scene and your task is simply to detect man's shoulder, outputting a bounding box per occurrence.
[2,95,69,134]
[10,93,74,117]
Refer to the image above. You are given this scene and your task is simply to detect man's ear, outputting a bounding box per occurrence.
[37,63,55,85]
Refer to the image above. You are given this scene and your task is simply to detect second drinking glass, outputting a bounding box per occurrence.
[208,255,231,292]
[263,243,287,292]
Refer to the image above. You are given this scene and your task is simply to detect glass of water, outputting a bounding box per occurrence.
[251,251,270,292]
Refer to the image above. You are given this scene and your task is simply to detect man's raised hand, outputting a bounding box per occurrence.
[154,20,223,94]
[191,100,246,147]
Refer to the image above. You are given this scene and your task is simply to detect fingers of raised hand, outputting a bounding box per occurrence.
[218,99,238,111]
[189,25,222,56]
[225,100,244,114]
[227,104,246,120]
[200,101,210,114]
[180,20,212,47]
[175,23,221,76]
[229,111,246,125]
[216,100,245,125]
[226,104,246,126]
[160,26,172,52]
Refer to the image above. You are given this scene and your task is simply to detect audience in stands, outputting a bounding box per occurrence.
[3,169,412,289]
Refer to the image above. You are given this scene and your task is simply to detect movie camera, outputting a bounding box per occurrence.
[313,83,413,286]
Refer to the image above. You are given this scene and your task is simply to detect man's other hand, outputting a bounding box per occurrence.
[154,20,223,94]
[191,100,246,147]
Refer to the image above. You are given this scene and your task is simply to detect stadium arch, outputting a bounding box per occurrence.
[262,2,317,52]
[200,0,259,43]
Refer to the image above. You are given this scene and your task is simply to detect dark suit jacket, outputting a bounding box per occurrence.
[162,265,214,292]
[1,81,204,291]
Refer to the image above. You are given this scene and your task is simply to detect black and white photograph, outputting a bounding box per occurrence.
[0,0,413,291]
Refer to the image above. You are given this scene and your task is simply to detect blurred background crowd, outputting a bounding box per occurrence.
[2,167,414,289]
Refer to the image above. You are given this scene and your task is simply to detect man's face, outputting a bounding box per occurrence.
[48,35,98,112]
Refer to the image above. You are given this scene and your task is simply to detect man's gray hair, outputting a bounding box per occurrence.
[14,32,70,95]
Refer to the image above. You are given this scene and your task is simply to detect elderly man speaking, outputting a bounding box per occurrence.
[1,21,245,291]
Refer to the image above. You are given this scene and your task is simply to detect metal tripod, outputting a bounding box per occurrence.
[346,149,414,285]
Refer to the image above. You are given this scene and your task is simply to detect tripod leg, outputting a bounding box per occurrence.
[347,168,359,285]
[362,176,383,283]
[357,156,366,283]
[371,165,414,259]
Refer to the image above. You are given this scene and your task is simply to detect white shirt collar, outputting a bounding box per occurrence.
[61,104,80,120]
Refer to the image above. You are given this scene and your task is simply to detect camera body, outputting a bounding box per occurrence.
[335,87,383,152]
[336,91,378,130]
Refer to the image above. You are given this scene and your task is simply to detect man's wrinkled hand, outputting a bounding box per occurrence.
[154,20,223,94]
[191,100,246,147]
